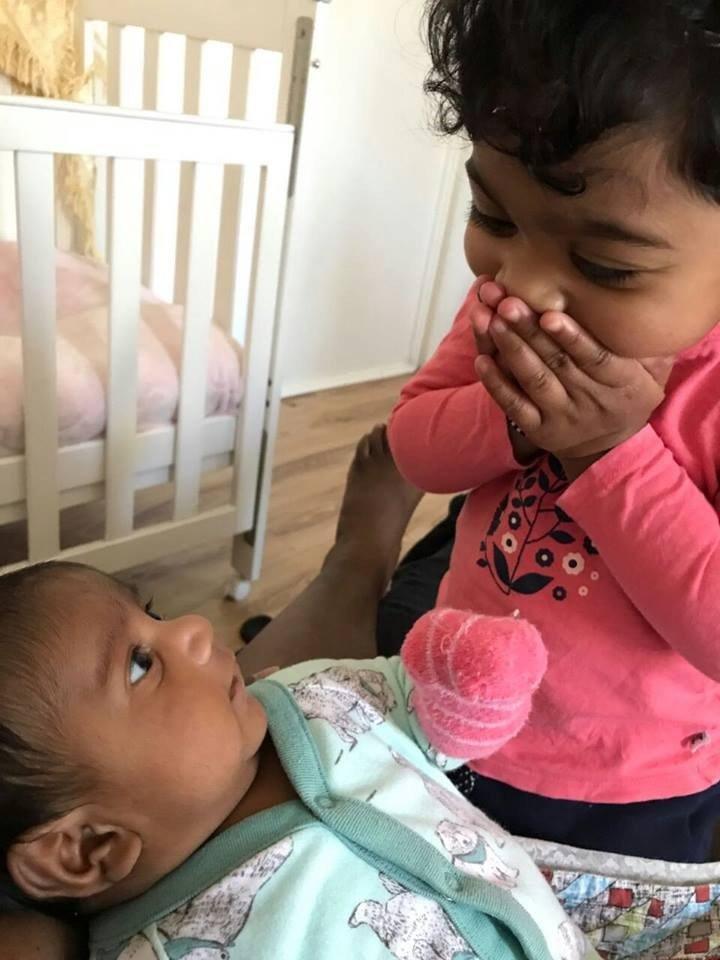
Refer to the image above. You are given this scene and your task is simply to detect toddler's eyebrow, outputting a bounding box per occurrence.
[576,217,673,250]
[465,159,502,206]
[466,157,673,251]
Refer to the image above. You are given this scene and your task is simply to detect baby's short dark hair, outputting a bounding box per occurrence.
[425,0,720,199]
[0,562,102,910]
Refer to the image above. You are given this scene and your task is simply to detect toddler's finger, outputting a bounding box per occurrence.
[540,312,622,386]
[497,296,535,323]
[490,317,568,408]
[479,280,506,309]
[640,356,675,388]
[470,274,492,301]
[469,300,495,355]
[475,355,543,433]
[499,300,580,381]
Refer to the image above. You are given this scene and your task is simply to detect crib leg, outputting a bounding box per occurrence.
[224,575,252,602]
[225,530,259,602]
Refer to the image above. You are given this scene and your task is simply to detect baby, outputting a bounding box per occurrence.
[388,0,720,862]
[0,561,593,960]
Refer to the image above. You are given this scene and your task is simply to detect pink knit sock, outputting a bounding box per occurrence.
[401,608,547,759]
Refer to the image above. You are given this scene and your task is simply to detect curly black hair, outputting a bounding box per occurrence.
[425,0,720,198]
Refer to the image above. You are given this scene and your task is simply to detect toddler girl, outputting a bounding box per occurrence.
[389,0,720,862]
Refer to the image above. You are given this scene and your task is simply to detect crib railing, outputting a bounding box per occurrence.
[0,96,293,575]
[76,0,316,328]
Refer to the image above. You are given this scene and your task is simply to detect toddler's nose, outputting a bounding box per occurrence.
[495,263,566,316]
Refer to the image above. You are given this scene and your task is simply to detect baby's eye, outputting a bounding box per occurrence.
[144,599,163,622]
[129,647,154,686]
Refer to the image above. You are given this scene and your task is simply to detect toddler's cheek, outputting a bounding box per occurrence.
[570,310,670,359]
[562,293,684,358]
[464,225,501,278]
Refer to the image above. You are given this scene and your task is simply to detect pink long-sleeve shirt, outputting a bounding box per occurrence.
[389,283,720,804]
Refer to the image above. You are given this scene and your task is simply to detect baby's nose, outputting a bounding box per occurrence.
[172,615,214,665]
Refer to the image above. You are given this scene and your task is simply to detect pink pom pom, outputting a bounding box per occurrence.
[402,608,547,759]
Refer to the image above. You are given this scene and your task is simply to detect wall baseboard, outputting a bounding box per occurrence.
[282,362,415,399]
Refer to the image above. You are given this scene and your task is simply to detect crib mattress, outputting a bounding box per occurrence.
[520,836,720,958]
[0,242,244,453]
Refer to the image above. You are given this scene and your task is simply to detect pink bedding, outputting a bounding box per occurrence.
[0,242,244,452]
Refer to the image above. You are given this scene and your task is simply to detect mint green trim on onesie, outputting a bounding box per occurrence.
[91,657,597,960]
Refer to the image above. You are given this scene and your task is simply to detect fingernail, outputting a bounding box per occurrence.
[491,317,507,334]
[542,314,563,333]
[481,281,503,303]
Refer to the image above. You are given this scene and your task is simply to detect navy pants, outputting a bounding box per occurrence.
[376,496,720,863]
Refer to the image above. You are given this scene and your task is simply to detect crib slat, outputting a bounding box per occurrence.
[213,45,251,332]
[15,152,60,560]
[198,41,234,120]
[0,149,17,242]
[141,29,159,289]
[83,20,109,258]
[174,40,231,308]
[245,49,283,124]
[144,31,186,299]
[173,38,202,308]
[105,158,145,540]
[173,162,224,520]
[228,46,252,121]
[142,30,160,110]
[218,49,281,338]
[214,46,275,331]
[157,33,188,111]
[83,20,109,100]
[119,25,146,109]
[227,166,260,343]
[233,153,292,532]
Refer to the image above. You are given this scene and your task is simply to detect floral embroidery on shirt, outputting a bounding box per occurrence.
[477,456,600,599]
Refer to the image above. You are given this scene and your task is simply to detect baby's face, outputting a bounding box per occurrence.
[48,572,267,880]
[464,134,720,357]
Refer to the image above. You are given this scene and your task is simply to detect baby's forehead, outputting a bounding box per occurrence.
[39,570,142,685]
[39,568,139,626]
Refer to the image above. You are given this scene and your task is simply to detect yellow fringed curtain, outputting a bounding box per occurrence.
[0,0,96,253]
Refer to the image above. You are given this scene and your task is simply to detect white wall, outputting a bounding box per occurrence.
[420,150,474,361]
[280,0,470,396]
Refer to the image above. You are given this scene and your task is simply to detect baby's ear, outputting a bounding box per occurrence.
[7,808,142,902]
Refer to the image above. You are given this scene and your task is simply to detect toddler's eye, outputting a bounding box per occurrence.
[129,647,154,686]
[467,204,517,238]
[572,253,638,288]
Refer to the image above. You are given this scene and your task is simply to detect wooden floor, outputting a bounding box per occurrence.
[113,376,450,651]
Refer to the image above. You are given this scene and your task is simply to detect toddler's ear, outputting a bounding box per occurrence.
[7,808,142,902]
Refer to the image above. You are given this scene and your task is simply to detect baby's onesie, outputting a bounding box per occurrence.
[90,657,595,960]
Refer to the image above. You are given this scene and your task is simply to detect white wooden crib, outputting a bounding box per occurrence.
[0,1,320,597]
